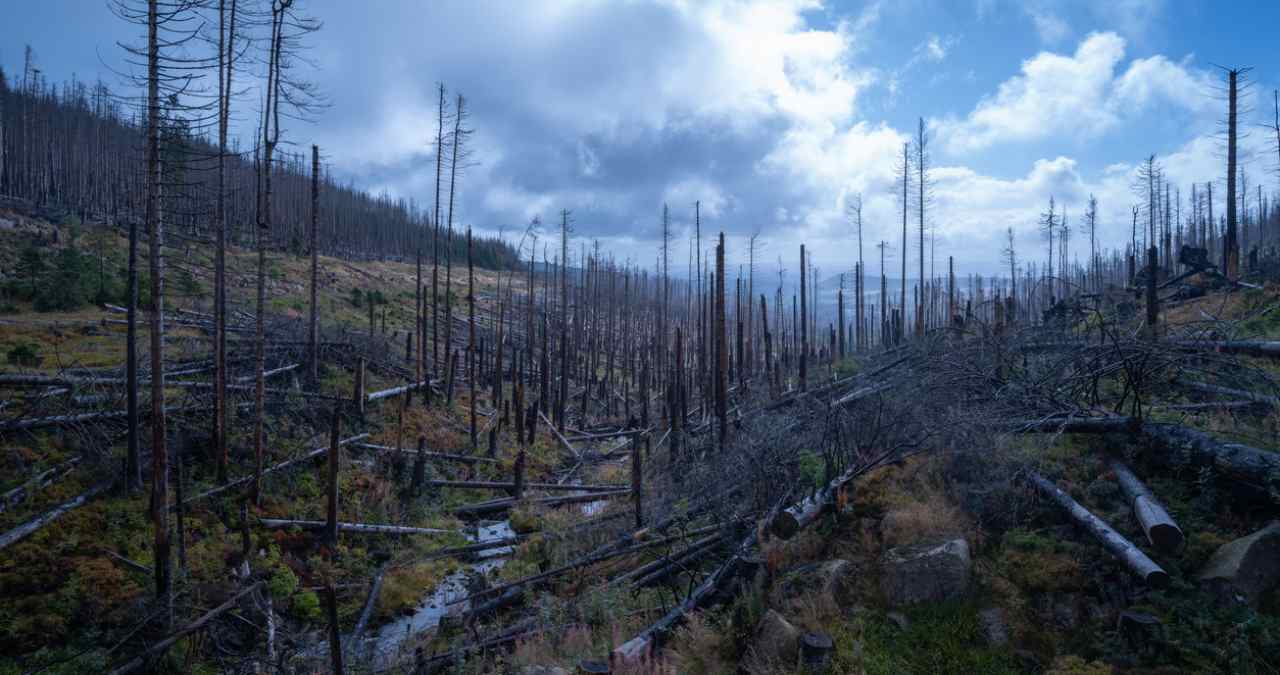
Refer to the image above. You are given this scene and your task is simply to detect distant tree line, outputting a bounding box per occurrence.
[0,48,520,270]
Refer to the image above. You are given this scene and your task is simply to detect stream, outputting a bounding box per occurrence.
[297,520,515,671]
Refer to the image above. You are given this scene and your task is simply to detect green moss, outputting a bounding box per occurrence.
[849,601,1021,675]
[996,529,1086,593]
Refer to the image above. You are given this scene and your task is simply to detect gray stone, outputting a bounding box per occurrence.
[754,609,801,662]
[1198,521,1280,605]
[880,538,971,606]
[519,668,570,675]
[978,607,1009,646]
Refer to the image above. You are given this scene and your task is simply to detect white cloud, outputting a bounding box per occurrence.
[935,32,1212,154]
[1028,9,1071,45]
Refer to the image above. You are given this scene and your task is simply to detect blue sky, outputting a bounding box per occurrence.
[4,0,1279,278]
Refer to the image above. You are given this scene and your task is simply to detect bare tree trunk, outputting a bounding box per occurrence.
[325,406,340,548]
[308,144,320,384]
[144,0,171,626]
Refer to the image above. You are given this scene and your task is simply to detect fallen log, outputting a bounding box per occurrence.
[452,489,630,518]
[178,433,369,508]
[106,581,264,675]
[1171,340,1280,359]
[541,410,578,455]
[0,405,201,432]
[771,464,860,540]
[1109,459,1184,554]
[629,534,724,588]
[233,362,300,383]
[1140,423,1280,491]
[458,524,721,617]
[1011,416,1138,434]
[1152,400,1262,412]
[1028,471,1168,588]
[426,479,627,493]
[0,481,112,551]
[1,457,82,514]
[366,379,433,402]
[422,537,523,561]
[612,531,757,664]
[345,562,388,660]
[351,442,498,465]
[259,519,456,536]
[1177,379,1280,407]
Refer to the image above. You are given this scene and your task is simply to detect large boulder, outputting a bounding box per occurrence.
[1199,521,1280,604]
[772,559,857,612]
[880,538,971,606]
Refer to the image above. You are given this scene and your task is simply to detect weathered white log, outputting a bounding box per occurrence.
[259,519,456,536]
[771,463,859,539]
[106,581,264,675]
[541,409,578,455]
[1,457,82,513]
[0,480,111,551]
[1109,459,1184,554]
[233,362,300,383]
[365,379,433,402]
[1029,471,1168,587]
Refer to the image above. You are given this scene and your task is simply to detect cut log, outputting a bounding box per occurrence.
[1028,471,1168,588]
[352,442,498,465]
[771,463,860,539]
[0,481,111,551]
[1109,459,1184,554]
[106,581,264,675]
[259,519,456,536]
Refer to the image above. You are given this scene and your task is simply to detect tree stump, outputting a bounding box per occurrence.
[576,659,610,674]
[799,631,833,671]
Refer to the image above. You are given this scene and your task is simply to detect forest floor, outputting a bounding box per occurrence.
[4,207,1280,674]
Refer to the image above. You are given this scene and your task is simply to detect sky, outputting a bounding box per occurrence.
[5,0,1280,280]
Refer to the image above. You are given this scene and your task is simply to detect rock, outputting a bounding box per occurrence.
[773,558,857,611]
[1198,521,1280,604]
[754,609,801,662]
[885,611,910,631]
[978,607,1009,646]
[1117,610,1162,646]
[880,538,971,606]
[520,668,570,675]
